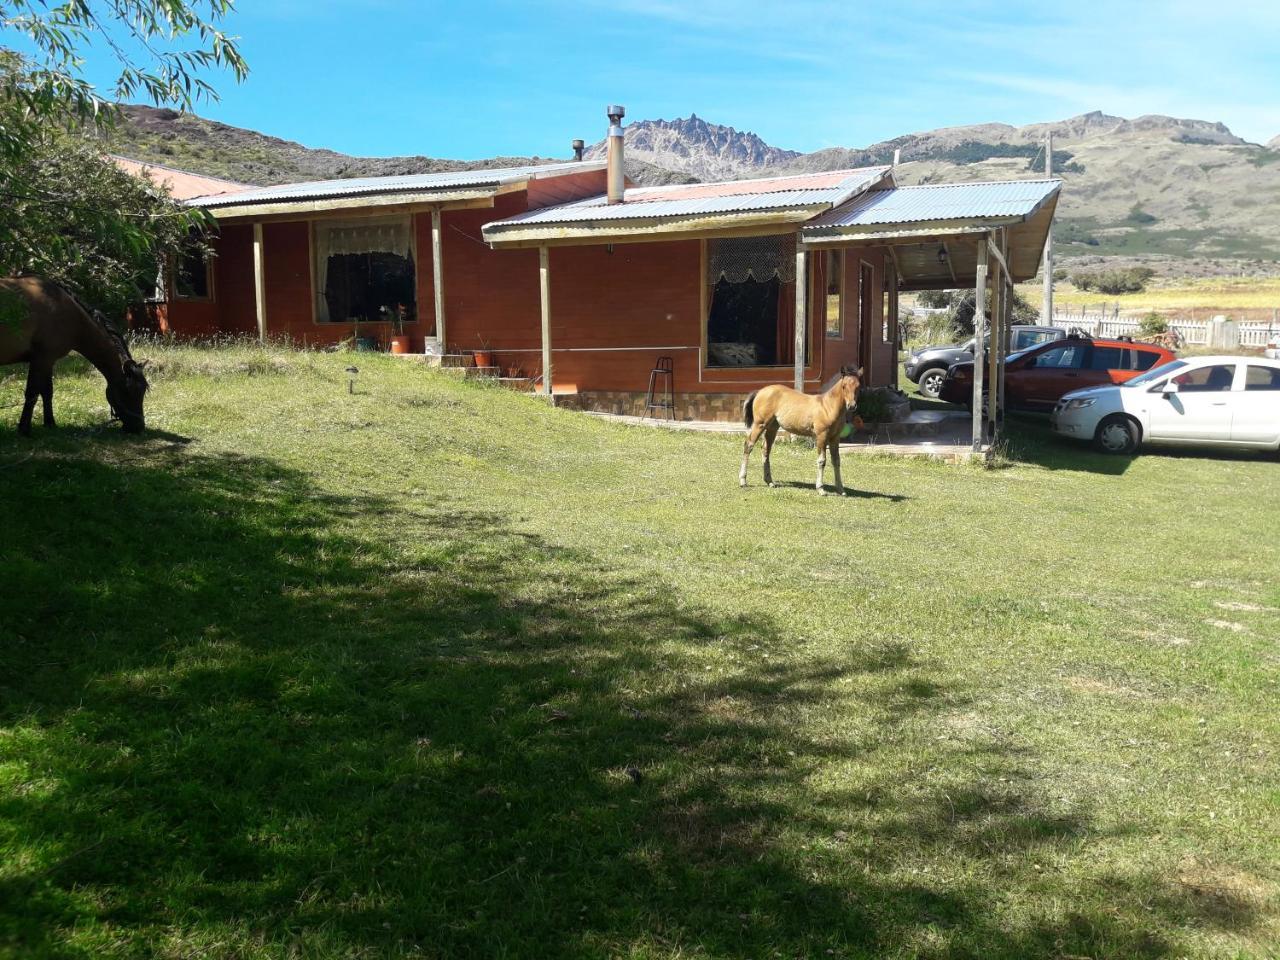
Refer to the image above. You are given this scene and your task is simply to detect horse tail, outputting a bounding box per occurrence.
[743,390,758,429]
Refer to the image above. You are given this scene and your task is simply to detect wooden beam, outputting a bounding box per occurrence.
[431,207,446,350]
[972,243,988,452]
[539,245,552,397]
[252,222,266,342]
[794,244,808,390]
[986,234,1010,281]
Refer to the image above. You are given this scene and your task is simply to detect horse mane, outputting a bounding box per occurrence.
[51,280,136,364]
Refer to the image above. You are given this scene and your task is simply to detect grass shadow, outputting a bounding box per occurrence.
[0,438,1263,957]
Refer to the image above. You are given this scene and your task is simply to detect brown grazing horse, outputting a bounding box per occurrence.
[740,366,863,495]
[0,276,149,435]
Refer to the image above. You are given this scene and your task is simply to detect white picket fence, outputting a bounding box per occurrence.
[1051,308,1278,348]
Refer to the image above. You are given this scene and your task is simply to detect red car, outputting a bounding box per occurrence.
[939,336,1177,411]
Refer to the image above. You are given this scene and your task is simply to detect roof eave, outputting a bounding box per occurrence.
[483,207,824,249]
[194,187,505,220]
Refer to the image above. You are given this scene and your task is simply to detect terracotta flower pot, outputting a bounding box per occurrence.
[390,335,412,355]
[473,349,494,368]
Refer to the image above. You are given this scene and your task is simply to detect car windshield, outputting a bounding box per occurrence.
[1123,359,1187,387]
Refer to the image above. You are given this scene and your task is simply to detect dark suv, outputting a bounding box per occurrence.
[904,324,1065,399]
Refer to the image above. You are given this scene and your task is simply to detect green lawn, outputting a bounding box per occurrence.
[2,343,1278,959]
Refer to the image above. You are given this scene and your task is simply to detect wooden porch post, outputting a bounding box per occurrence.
[972,241,988,452]
[430,208,446,351]
[986,234,1001,439]
[539,244,552,397]
[794,243,808,390]
[998,229,1011,428]
[252,222,267,343]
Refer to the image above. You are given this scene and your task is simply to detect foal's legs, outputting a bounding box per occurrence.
[762,420,779,487]
[739,420,767,487]
[829,437,844,496]
[814,428,829,493]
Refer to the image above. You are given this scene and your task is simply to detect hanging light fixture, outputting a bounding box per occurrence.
[936,245,948,265]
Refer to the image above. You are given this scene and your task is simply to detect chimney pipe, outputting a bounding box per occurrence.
[572,138,584,161]
[606,104,625,204]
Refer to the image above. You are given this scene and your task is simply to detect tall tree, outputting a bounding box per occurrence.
[0,2,247,315]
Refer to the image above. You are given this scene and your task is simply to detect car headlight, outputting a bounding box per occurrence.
[1063,398,1096,410]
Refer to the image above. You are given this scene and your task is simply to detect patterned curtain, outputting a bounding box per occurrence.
[314,217,415,322]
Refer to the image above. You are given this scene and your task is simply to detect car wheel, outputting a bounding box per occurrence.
[1094,414,1139,455]
[918,367,946,399]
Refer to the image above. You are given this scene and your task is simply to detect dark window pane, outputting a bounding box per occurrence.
[1089,346,1125,370]
[323,250,415,324]
[175,247,210,299]
[1245,365,1280,390]
[708,277,782,366]
[1034,344,1087,369]
[1133,349,1162,371]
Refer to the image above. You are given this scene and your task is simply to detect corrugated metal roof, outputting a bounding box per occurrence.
[112,155,252,200]
[485,166,890,228]
[806,179,1061,229]
[188,160,605,208]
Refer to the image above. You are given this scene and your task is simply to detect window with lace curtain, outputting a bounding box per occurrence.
[704,235,808,367]
[313,217,416,323]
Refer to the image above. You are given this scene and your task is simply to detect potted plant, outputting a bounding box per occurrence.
[473,335,494,369]
[385,304,412,355]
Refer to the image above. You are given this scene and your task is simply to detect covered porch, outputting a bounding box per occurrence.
[802,180,1061,454]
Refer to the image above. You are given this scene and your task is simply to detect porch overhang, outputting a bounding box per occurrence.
[800,180,1060,291]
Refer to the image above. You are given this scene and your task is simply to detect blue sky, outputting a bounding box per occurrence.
[20,0,1280,158]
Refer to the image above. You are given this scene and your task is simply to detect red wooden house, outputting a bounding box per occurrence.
[159,108,1060,424]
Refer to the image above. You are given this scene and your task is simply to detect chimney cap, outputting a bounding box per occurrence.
[606,104,626,122]
[571,138,584,149]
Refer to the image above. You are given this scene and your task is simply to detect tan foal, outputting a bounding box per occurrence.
[739,366,863,495]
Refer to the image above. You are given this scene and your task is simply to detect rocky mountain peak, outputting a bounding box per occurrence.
[585,115,801,182]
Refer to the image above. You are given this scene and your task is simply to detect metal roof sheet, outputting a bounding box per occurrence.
[806,179,1061,229]
[485,166,890,228]
[188,160,605,208]
[112,155,252,200]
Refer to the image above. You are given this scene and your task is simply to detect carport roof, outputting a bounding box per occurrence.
[803,179,1062,289]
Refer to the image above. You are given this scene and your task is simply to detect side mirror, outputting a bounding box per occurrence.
[1161,380,1178,396]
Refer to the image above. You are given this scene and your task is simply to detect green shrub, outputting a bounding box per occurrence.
[1070,267,1155,295]
[1137,312,1169,336]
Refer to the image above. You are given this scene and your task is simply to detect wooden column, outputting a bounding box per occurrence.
[998,229,1011,426]
[972,241,988,452]
[430,208,446,351]
[1042,131,1054,324]
[539,245,552,397]
[252,222,266,342]
[986,237,1001,439]
[794,244,808,390]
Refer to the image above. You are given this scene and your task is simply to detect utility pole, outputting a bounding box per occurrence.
[1042,131,1054,324]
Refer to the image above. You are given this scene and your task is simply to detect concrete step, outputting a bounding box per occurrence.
[439,365,500,380]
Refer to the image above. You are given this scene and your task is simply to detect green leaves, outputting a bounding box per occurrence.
[0,0,243,317]
[1,0,248,133]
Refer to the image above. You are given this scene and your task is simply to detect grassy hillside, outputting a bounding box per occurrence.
[2,345,1278,958]
[105,105,691,188]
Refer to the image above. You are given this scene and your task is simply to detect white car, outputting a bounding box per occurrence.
[1051,355,1280,454]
